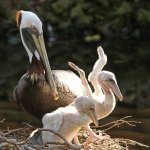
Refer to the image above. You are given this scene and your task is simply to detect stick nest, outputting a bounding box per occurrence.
[0,116,149,150]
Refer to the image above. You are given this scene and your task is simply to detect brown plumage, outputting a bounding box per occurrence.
[13,55,84,119]
[13,10,85,119]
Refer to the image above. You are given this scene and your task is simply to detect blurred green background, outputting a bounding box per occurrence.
[0,0,150,148]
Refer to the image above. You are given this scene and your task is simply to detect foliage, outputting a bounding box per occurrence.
[0,0,150,39]
[0,0,150,107]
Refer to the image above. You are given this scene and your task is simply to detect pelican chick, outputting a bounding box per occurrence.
[42,96,98,148]
[69,46,123,144]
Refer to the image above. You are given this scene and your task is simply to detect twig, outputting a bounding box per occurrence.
[0,128,81,150]
[30,128,82,150]
[92,116,132,128]
[0,117,149,150]
[0,135,20,150]
[4,128,25,136]
[91,116,141,131]
[119,138,149,148]
[22,121,33,128]
[0,118,6,123]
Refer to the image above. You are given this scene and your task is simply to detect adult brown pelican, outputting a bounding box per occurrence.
[13,10,84,119]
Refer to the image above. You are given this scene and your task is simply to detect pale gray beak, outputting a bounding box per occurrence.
[108,81,123,101]
[86,109,99,127]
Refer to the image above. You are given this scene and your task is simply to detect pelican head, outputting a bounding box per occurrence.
[16,10,58,100]
[75,96,99,127]
[98,71,123,101]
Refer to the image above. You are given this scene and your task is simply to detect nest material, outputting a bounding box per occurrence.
[0,116,149,150]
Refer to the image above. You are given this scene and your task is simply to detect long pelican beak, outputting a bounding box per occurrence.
[108,80,123,101]
[22,27,58,100]
[32,33,58,100]
[86,109,99,127]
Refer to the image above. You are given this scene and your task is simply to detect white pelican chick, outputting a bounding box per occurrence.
[42,96,98,147]
[69,46,123,144]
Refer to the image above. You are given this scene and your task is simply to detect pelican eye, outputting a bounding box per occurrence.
[90,107,95,111]
[109,78,114,82]
[31,25,40,36]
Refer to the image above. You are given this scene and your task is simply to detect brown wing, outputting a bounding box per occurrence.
[12,70,85,119]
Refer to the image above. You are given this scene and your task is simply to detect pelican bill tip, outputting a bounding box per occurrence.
[53,92,59,101]
[119,95,123,101]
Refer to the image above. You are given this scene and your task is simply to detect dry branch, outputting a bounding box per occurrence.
[0,116,149,150]
[0,126,81,150]
[0,118,6,123]
[29,128,81,150]
[91,116,141,132]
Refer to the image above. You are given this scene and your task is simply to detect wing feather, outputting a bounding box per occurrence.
[53,70,85,97]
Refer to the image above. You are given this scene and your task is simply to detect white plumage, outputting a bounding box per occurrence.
[53,70,85,97]
[42,96,98,147]
[69,46,123,143]
[19,10,42,62]
[20,10,42,32]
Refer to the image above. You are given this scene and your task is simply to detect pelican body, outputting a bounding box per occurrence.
[42,96,98,146]
[69,46,123,143]
[14,69,82,119]
[13,10,84,119]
